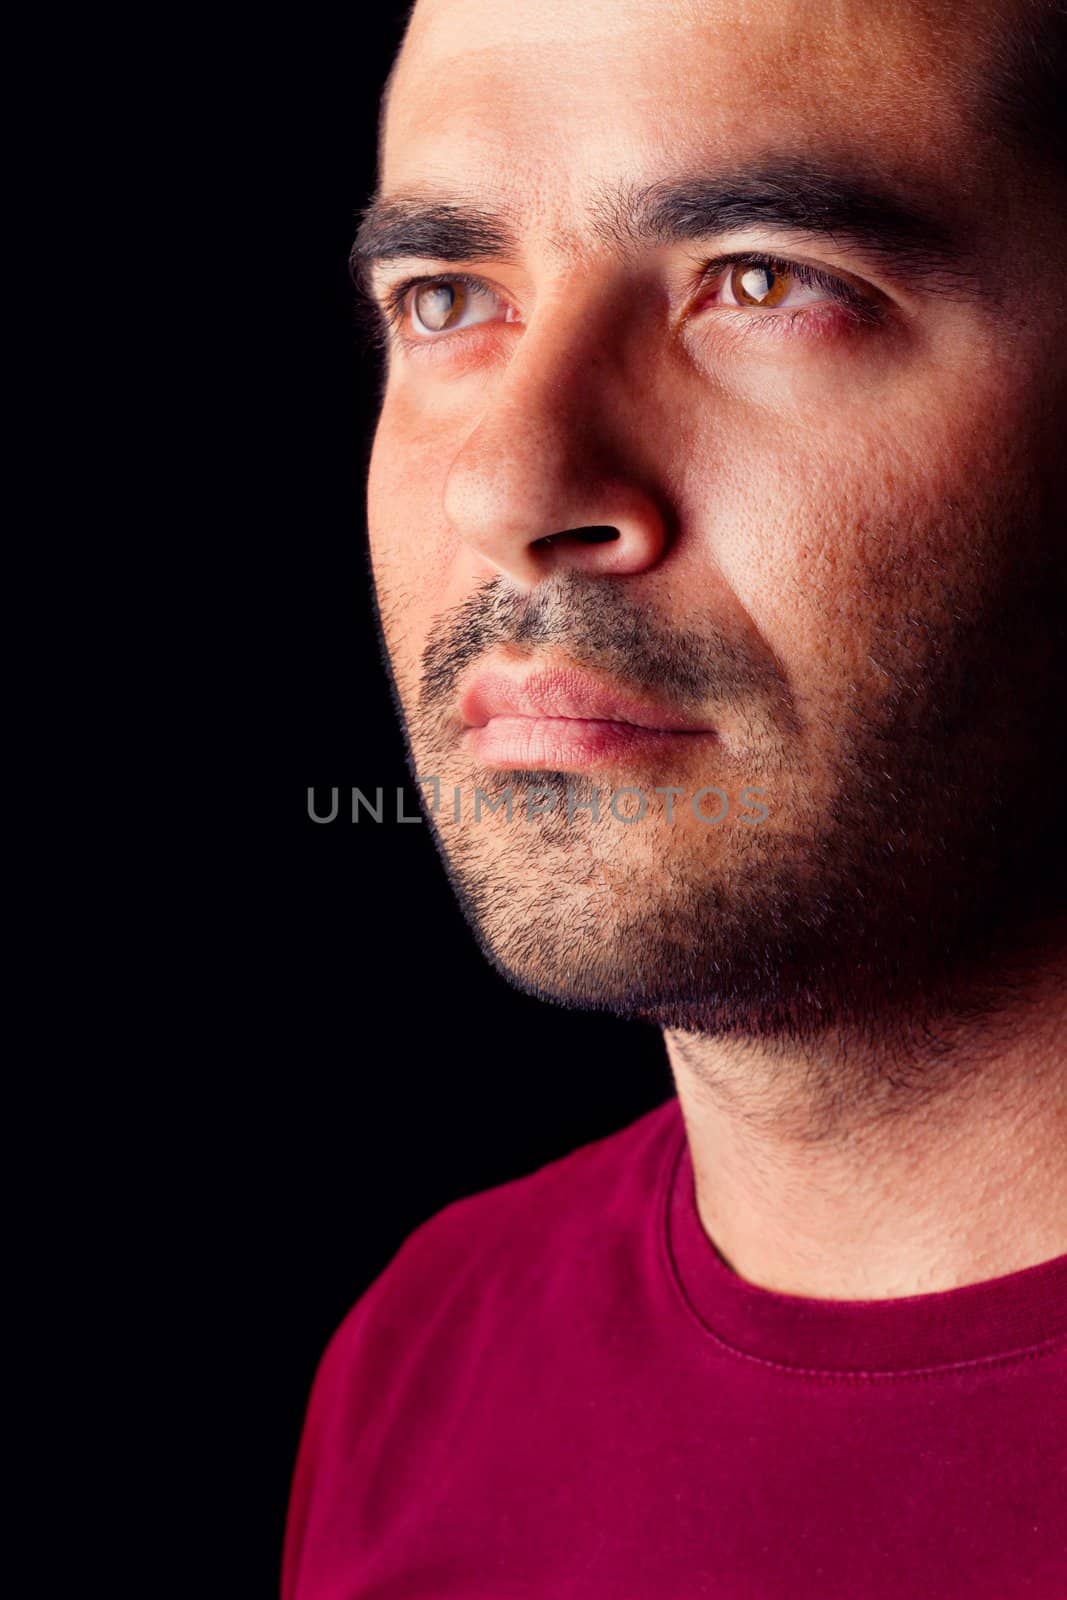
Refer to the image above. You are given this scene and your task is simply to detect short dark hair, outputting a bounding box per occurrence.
[983,0,1066,172]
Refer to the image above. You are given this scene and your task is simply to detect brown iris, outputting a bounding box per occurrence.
[729,264,792,307]
[412,280,468,332]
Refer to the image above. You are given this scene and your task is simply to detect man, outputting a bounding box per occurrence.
[284,0,1066,1593]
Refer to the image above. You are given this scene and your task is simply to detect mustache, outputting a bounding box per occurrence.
[416,570,797,730]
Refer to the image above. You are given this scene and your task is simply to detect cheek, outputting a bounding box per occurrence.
[368,400,499,703]
[686,385,1034,719]
[367,402,451,576]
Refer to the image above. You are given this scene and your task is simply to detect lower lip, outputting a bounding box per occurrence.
[464,716,716,768]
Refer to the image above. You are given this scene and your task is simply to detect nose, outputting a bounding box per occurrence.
[441,290,671,590]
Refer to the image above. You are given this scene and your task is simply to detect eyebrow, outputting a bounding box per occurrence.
[349,159,975,300]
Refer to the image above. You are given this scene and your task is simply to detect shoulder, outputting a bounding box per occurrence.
[283,1095,682,1584]
[322,1094,681,1369]
[388,1093,678,1285]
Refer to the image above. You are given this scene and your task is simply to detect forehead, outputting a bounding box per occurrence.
[383,0,1002,205]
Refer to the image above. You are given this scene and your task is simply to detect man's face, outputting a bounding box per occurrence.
[361,0,1065,1039]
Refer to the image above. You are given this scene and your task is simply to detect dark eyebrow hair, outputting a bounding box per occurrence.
[349,160,975,301]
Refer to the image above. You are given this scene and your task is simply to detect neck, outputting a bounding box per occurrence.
[663,940,1067,1301]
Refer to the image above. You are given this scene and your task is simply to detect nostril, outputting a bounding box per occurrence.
[534,526,620,548]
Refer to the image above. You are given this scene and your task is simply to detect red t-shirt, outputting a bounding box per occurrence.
[282,1097,1067,1598]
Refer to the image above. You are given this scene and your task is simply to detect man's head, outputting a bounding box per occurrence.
[355,0,1066,1047]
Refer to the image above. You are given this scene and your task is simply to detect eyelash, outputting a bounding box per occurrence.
[369,252,880,352]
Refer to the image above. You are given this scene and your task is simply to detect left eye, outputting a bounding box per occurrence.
[717,262,825,309]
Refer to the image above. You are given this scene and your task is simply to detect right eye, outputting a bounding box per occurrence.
[388,274,509,340]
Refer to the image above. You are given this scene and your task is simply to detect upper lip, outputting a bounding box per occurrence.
[458,662,715,733]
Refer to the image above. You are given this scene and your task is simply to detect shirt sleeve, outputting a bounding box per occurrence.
[279,1202,472,1600]
[280,1294,368,1600]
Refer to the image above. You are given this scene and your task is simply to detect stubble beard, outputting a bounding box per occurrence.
[378,516,1066,1062]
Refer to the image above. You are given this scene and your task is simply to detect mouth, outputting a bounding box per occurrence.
[457,663,718,769]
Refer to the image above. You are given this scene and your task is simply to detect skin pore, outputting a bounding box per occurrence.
[360,0,1067,1298]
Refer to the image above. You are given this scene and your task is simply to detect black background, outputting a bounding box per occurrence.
[229,10,675,1589]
